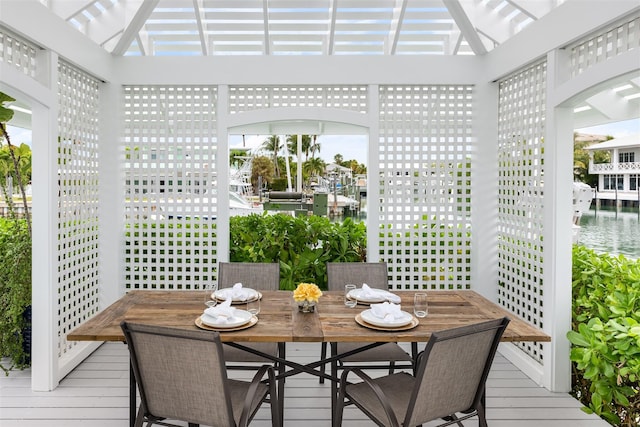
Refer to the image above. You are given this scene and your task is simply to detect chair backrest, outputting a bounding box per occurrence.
[404,317,510,426]
[326,262,389,291]
[121,321,236,426]
[218,262,280,290]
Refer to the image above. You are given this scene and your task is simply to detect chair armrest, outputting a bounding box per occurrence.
[239,365,275,427]
[339,368,400,427]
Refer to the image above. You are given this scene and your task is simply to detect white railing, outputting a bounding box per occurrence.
[590,162,640,173]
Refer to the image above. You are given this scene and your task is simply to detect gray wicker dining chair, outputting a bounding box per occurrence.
[217,262,285,420]
[121,321,280,427]
[334,317,510,427]
[319,262,415,384]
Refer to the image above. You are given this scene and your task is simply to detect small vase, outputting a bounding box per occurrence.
[297,300,316,313]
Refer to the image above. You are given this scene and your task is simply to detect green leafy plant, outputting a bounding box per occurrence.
[230,214,366,290]
[0,92,32,373]
[568,245,640,426]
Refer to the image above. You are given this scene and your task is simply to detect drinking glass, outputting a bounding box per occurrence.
[246,297,260,316]
[203,283,217,308]
[345,284,357,308]
[414,293,428,318]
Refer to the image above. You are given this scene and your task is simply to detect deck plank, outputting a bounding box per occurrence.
[1,342,608,427]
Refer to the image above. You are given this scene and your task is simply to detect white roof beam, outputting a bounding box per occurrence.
[135,31,150,56]
[585,90,640,122]
[262,0,270,55]
[49,0,95,21]
[326,0,337,55]
[458,0,515,46]
[442,0,488,55]
[506,0,555,20]
[193,0,208,55]
[83,2,129,46]
[112,0,160,56]
[385,0,408,55]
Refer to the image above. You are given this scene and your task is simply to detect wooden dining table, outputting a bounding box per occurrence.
[67,289,550,426]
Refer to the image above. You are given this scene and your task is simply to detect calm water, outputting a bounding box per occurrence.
[577,207,640,259]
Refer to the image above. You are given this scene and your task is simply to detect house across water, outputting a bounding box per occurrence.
[586,134,640,208]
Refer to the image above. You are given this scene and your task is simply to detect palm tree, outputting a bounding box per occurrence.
[309,135,321,159]
[303,157,326,185]
[262,135,281,178]
[286,135,312,162]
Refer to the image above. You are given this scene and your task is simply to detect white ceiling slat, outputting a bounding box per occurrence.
[586,90,640,122]
[113,0,161,56]
[193,0,208,55]
[442,0,488,56]
[506,0,553,20]
[84,2,129,46]
[46,0,561,56]
[457,0,514,46]
[50,0,95,21]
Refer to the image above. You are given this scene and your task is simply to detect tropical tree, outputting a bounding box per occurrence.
[286,135,312,162]
[309,135,321,159]
[262,135,282,178]
[303,157,326,185]
[333,153,343,165]
[0,92,31,236]
[251,155,274,193]
[573,134,611,187]
[229,148,248,168]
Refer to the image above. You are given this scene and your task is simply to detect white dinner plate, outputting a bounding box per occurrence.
[348,288,399,304]
[200,309,253,328]
[214,288,260,302]
[359,309,414,328]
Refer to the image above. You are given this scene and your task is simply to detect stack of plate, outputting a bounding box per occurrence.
[197,309,257,331]
[213,287,261,304]
[347,288,400,304]
[356,309,418,331]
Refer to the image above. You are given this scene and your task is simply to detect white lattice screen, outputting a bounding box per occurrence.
[228,86,368,113]
[497,61,547,363]
[378,85,473,290]
[57,60,101,356]
[123,86,218,291]
[0,26,37,78]
[569,13,640,77]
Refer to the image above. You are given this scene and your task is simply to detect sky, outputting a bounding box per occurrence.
[576,118,640,139]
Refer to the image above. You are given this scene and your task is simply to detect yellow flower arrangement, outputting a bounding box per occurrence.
[293,282,323,303]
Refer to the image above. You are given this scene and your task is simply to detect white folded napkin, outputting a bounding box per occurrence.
[369,301,404,323]
[220,282,252,301]
[204,298,237,323]
[361,283,401,304]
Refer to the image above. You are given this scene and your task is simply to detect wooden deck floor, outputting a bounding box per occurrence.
[1,342,609,427]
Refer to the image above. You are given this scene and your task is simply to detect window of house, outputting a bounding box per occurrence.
[619,152,635,163]
[603,174,624,190]
[631,174,638,191]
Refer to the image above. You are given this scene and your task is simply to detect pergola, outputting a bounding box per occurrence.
[0,0,638,394]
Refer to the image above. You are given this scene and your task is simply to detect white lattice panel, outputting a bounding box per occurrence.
[229,86,368,113]
[569,13,640,77]
[378,85,473,291]
[123,86,218,291]
[0,26,37,77]
[57,60,101,356]
[497,61,546,363]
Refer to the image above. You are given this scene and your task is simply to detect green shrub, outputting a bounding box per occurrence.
[568,245,640,426]
[230,213,366,290]
[0,217,32,373]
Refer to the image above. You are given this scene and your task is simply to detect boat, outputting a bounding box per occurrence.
[572,182,595,243]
